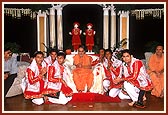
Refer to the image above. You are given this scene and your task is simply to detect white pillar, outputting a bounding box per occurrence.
[37,10,47,56]
[103,7,110,49]
[110,4,116,50]
[55,5,63,50]
[119,11,129,49]
[126,11,129,49]
[49,7,56,48]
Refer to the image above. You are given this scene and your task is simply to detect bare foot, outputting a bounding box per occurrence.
[143,96,147,101]
[128,101,135,106]
[78,90,83,93]
[44,96,49,102]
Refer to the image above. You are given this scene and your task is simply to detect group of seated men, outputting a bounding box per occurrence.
[4,44,164,108]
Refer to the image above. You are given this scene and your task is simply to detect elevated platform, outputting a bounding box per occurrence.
[71,51,95,55]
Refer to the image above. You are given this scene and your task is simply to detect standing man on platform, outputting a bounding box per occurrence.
[69,22,82,52]
[83,23,96,52]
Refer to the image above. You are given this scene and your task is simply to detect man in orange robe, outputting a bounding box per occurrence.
[147,44,164,98]
[72,46,94,92]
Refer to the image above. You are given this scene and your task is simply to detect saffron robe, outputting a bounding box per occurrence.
[72,54,94,91]
[147,53,164,97]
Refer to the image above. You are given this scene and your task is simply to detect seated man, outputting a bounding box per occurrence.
[116,49,152,108]
[44,51,73,104]
[90,48,106,94]
[102,49,123,97]
[147,44,164,98]
[24,51,47,105]
[44,48,58,66]
[4,48,18,98]
[72,45,94,92]
[91,48,105,66]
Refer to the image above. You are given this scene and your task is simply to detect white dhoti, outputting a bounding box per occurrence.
[48,91,72,105]
[102,79,110,92]
[109,88,121,98]
[32,98,44,105]
[118,91,131,100]
[90,63,106,94]
[119,81,139,102]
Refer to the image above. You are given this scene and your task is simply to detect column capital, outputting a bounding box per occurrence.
[118,11,129,17]
[103,7,110,15]
[49,7,55,15]
[53,4,63,15]
[37,10,47,17]
[110,4,116,16]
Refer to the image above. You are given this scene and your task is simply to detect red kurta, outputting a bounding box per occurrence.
[123,58,153,91]
[44,65,73,97]
[85,29,95,47]
[71,28,81,46]
[103,63,123,89]
[24,65,45,99]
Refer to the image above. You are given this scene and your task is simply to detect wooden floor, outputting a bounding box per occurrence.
[3,92,165,113]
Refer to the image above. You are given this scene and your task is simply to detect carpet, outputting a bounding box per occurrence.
[69,92,121,103]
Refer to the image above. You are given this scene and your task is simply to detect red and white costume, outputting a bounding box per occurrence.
[118,57,153,102]
[44,56,61,94]
[103,57,123,97]
[90,61,106,94]
[62,62,78,93]
[85,23,95,51]
[44,56,73,104]
[70,22,81,51]
[24,59,47,105]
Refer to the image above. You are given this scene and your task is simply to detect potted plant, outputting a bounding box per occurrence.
[4,42,21,54]
[42,43,58,56]
[4,42,21,60]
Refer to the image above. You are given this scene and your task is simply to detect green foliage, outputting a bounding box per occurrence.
[4,42,21,53]
[116,38,127,49]
[42,43,57,56]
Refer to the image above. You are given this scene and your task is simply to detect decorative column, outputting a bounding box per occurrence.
[119,11,129,49]
[110,4,116,50]
[37,10,47,55]
[49,7,56,48]
[103,6,110,49]
[55,5,63,50]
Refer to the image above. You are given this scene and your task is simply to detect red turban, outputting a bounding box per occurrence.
[87,23,93,27]
[73,22,80,26]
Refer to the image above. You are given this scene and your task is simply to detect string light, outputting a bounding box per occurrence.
[4,7,164,20]
[131,8,164,20]
[4,8,37,19]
